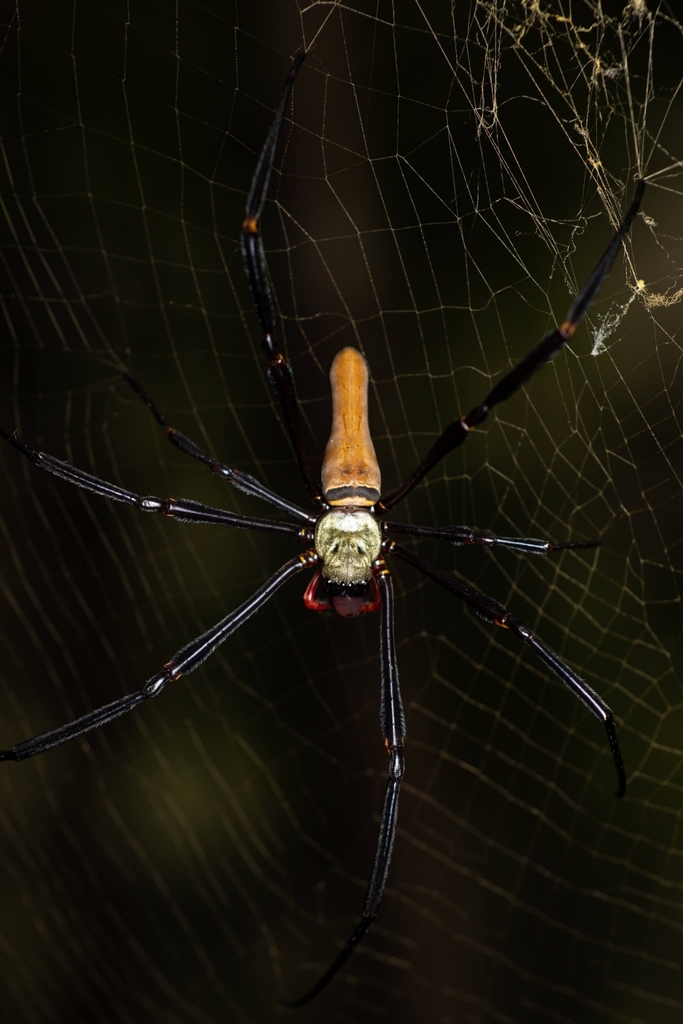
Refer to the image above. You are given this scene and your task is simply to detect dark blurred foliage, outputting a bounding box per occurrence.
[0,2,682,1022]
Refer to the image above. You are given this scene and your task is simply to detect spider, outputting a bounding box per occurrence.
[0,52,643,1007]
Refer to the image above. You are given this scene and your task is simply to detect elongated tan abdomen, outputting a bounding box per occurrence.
[321,348,381,506]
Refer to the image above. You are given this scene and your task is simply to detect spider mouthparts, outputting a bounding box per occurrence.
[330,593,366,617]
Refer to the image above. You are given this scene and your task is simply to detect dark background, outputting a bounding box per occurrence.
[1,2,682,1022]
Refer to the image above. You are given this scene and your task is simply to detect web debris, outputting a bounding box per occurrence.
[589,277,649,354]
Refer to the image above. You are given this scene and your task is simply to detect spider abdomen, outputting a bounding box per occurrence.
[321,347,381,506]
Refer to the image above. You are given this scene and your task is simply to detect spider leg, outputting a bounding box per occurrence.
[0,428,312,540]
[284,563,404,1007]
[386,540,626,797]
[241,53,323,509]
[377,179,646,513]
[123,371,311,521]
[0,554,315,761]
[383,520,599,555]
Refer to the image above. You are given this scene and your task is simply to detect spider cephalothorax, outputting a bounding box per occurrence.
[0,50,644,1008]
[315,508,382,585]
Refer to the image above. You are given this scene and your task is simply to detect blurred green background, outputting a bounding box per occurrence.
[1,2,682,1022]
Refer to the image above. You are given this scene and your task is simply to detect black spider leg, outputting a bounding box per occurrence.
[378,179,646,513]
[0,428,312,541]
[387,541,625,798]
[383,520,600,555]
[0,553,315,762]
[284,563,405,1008]
[240,52,323,508]
[123,371,311,522]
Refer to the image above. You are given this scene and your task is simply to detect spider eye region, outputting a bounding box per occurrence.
[315,510,381,586]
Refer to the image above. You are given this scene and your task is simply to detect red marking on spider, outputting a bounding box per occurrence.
[303,569,382,617]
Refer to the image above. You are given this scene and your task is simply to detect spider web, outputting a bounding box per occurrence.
[0,1,682,1021]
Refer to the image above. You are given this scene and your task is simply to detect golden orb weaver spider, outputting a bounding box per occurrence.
[0,52,644,1006]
